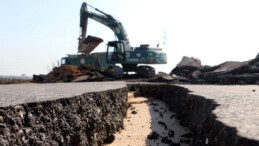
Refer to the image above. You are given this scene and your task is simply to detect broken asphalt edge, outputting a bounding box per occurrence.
[128,83,259,146]
[0,82,259,145]
[0,88,128,145]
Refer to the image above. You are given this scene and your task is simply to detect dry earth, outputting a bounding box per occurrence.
[108,97,192,146]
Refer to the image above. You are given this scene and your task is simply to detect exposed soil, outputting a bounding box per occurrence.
[108,97,192,146]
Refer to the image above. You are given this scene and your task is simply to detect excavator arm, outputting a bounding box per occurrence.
[78,2,130,54]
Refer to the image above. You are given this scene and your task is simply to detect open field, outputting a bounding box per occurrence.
[0,78,31,84]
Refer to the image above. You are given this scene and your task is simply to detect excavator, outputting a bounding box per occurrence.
[61,2,167,78]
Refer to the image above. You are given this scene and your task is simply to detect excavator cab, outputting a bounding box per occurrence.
[107,41,126,62]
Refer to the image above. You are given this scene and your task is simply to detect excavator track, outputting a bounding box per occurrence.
[136,66,155,78]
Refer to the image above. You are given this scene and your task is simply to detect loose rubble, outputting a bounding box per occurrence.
[149,53,259,84]
[33,65,115,83]
[147,131,160,140]
[32,52,259,84]
[172,53,259,84]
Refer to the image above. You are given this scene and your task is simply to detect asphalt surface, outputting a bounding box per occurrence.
[181,85,259,141]
[0,81,126,107]
[2,82,259,142]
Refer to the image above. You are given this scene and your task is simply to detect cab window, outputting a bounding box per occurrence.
[107,42,125,61]
[61,58,66,65]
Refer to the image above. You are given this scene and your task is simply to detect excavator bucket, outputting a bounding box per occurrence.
[78,35,103,54]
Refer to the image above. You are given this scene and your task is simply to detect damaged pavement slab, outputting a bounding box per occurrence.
[0,81,128,145]
[0,81,126,107]
[181,85,259,141]
[128,83,259,145]
[2,81,259,145]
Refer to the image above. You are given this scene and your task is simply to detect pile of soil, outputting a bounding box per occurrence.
[33,65,115,83]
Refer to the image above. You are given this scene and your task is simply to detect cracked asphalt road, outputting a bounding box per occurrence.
[181,85,259,141]
[0,81,126,107]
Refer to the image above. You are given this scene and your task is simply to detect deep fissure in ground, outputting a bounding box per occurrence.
[1,84,259,145]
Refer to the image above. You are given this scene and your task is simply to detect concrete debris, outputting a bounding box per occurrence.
[170,114,175,119]
[177,56,203,69]
[158,121,168,130]
[104,134,115,144]
[147,53,259,84]
[161,136,173,144]
[148,71,188,83]
[131,111,137,114]
[150,103,158,107]
[167,53,259,84]
[147,131,160,140]
[180,139,191,144]
[33,65,115,83]
[180,132,193,138]
[129,107,135,111]
[33,53,259,84]
[168,130,175,138]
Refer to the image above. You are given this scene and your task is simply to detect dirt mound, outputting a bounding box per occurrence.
[33,65,114,83]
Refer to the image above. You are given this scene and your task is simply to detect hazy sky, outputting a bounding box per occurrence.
[1,0,259,76]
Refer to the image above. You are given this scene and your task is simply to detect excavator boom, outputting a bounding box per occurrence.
[78,2,130,54]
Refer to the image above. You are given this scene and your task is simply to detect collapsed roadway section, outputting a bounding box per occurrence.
[0,82,259,145]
